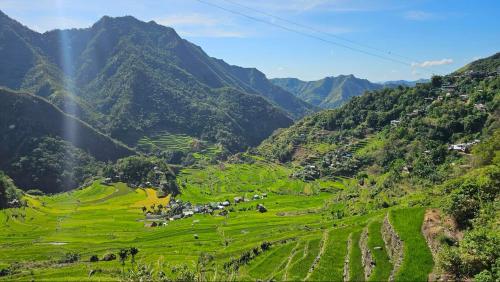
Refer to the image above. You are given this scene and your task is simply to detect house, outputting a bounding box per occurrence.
[8,199,21,208]
[253,194,261,200]
[217,205,225,210]
[407,110,420,117]
[182,210,194,217]
[234,197,244,204]
[193,205,203,213]
[101,178,112,185]
[262,193,267,198]
[390,120,401,126]
[474,103,487,111]
[222,200,231,207]
[459,94,469,101]
[441,84,457,93]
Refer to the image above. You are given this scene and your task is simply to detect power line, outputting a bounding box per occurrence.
[220,0,417,63]
[194,0,412,67]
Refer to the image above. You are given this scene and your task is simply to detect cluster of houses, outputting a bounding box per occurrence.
[144,194,268,227]
[454,68,500,80]
[448,139,480,153]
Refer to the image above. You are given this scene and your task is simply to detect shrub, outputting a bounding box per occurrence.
[25,189,45,196]
[89,255,99,262]
[102,253,116,261]
[60,252,80,263]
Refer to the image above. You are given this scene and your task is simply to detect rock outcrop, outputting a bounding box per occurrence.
[360,227,375,280]
[382,214,404,282]
[343,233,352,282]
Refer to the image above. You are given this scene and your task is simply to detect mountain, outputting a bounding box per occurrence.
[261,53,500,174]
[271,75,383,109]
[381,78,430,88]
[0,88,135,192]
[0,11,313,151]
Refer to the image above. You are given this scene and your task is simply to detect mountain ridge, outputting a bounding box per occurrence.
[271,75,430,109]
[0,11,313,151]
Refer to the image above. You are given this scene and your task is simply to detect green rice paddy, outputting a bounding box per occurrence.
[0,162,433,281]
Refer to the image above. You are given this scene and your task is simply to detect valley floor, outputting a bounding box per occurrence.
[0,162,433,281]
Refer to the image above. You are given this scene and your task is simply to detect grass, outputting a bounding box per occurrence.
[390,207,434,282]
[308,227,353,281]
[367,219,393,281]
[349,230,365,281]
[287,238,321,281]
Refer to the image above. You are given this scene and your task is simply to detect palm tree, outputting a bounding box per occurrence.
[129,247,139,266]
[118,248,129,271]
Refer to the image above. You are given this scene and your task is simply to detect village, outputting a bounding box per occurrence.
[143,193,269,227]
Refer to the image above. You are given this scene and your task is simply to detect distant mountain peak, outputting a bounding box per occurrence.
[271,74,382,109]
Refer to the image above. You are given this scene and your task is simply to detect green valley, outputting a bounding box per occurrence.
[0,6,498,282]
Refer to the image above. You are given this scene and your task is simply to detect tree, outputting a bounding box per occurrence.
[129,247,139,266]
[431,75,443,88]
[118,249,129,268]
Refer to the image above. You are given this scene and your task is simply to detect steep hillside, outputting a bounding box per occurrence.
[271,75,382,108]
[260,53,499,280]
[0,11,310,150]
[261,53,499,170]
[0,88,134,192]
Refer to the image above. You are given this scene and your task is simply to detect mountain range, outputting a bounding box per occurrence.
[271,75,429,109]
[0,11,314,152]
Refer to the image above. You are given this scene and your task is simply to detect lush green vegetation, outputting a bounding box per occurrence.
[0,172,22,208]
[0,9,498,281]
[0,159,433,281]
[390,208,434,281]
[367,220,393,281]
[349,230,365,281]
[0,11,312,153]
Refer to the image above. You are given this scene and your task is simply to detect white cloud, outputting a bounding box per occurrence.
[176,28,246,38]
[411,58,453,68]
[156,13,247,38]
[156,13,219,27]
[404,10,434,21]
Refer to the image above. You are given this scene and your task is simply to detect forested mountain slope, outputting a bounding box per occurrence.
[271,75,383,108]
[0,11,312,150]
[0,88,134,192]
[260,53,500,281]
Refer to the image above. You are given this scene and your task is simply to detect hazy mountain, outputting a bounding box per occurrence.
[271,75,383,109]
[0,11,313,151]
[381,78,430,88]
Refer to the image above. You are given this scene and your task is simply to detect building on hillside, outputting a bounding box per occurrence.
[390,120,401,126]
[474,103,487,111]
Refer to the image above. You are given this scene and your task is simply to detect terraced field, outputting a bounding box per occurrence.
[136,133,222,160]
[0,162,434,281]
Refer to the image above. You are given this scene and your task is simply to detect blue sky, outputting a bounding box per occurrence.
[1,0,499,81]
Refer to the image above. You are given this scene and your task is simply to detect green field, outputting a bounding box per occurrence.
[0,161,433,281]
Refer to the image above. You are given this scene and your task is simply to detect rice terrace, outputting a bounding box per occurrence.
[0,1,498,281]
[1,159,434,281]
